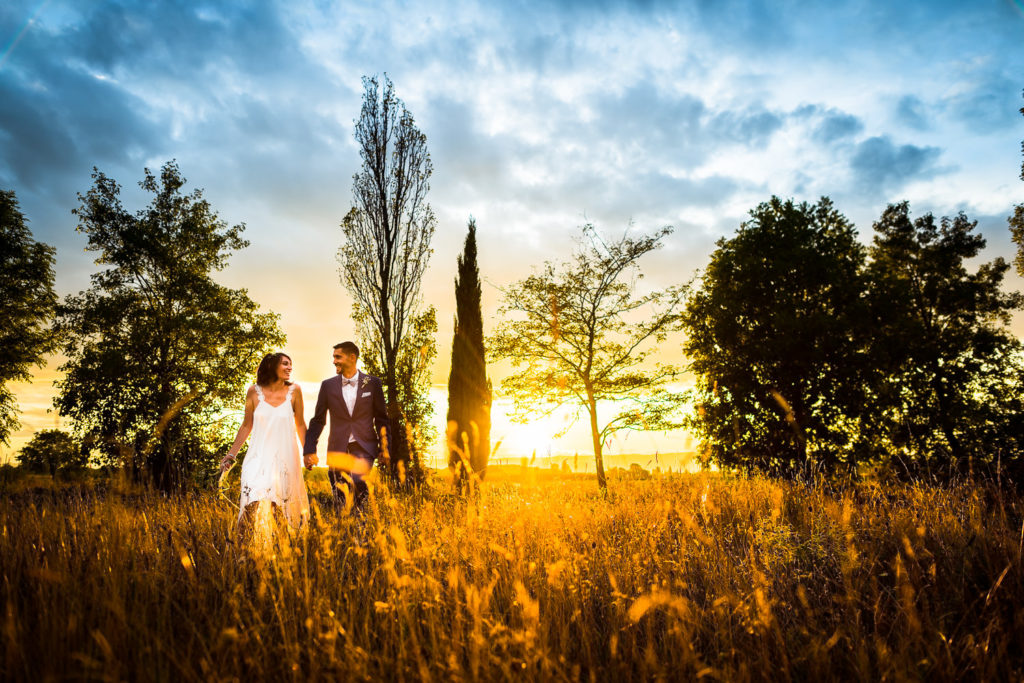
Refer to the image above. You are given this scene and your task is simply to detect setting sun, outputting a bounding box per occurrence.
[494,420,558,464]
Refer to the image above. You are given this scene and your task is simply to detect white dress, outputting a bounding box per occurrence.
[238,383,309,527]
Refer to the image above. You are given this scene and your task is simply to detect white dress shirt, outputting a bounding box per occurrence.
[341,372,358,444]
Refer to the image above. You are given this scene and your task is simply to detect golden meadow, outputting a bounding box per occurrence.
[1,468,1022,681]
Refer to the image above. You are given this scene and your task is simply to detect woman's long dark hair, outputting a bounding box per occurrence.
[256,352,292,387]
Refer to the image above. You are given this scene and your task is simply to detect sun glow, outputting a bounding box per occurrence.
[492,418,564,465]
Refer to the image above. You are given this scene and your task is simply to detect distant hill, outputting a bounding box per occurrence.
[483,452,697,472]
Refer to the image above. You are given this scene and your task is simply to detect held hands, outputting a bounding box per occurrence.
[303,453,318,470]
[219,454,236,474]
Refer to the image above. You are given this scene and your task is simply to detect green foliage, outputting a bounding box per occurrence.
[17,429,86,477]
[490,224,686,490]
[866,203,1024,479]
[0,190,57,445]
[1011,204,1024,277]
[1011,92,1024,276]
[354,303,437,483]
[337,74,436,477]
[683,197,871,478]
[684,196,1024,483]
[447,218,492,483]
[55,162,284,490]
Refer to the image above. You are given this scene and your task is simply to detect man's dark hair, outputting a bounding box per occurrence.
[333,341,359,358]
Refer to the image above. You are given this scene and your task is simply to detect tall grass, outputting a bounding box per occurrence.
[1,470,1021,681]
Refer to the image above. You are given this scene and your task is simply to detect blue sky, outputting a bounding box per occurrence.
[2,0,1023,462]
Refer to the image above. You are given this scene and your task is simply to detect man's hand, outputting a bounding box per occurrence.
[304,454,318,470]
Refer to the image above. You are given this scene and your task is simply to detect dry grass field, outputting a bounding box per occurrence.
[1,467,1022,681]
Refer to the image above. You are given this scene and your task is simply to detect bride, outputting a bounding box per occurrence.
[220,352,310,529]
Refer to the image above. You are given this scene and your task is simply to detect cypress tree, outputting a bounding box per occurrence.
[446,218,491,484]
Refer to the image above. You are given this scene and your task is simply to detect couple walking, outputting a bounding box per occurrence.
[219,342,390,528]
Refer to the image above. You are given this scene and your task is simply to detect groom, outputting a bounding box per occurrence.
[303,341,390,512]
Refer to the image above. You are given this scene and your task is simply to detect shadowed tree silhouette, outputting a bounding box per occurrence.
[0,190,57,446]
[447,217,491,488]
[683,197,872,478]
[18,429,86,478]
[1010,89,1024,276]
[867,202,1024,480]
[56,162,284,490]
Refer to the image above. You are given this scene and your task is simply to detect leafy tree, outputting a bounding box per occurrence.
[490,224,686,491]
[682,197,871,478]
[867,203,1024,479]
[1010,91,1024,276]
[1012,208,1024,277]
[353,303,437,484]
[338,74,436,480]
[18,429,86,477]
[447,218,491,486]
[56,162,284,490]
[0,190,57,445]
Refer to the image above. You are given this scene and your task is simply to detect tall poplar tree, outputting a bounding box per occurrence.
[446,218,491,484]
[338,74,435,479]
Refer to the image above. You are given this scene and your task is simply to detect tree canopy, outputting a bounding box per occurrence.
[1010,91,1024,277]
[56,162,284,489]
[684,195,1024,482]
[18,429,86,477]
[0,190,57,446]
[490,224,686,490]
[682,197,871,478]
[867,203,1024,479]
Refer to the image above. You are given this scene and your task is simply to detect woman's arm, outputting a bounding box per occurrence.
[293,385,307,445]
[220,386,257,473]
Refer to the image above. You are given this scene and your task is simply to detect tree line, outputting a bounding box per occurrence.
[2,81,1023,490]
[685,196,1024,482]
[0,75,490,491]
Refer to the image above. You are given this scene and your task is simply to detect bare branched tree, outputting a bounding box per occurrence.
[338,74,435,474]
[490,224,687,491]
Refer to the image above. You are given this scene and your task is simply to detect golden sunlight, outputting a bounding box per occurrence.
[492,418,563,465]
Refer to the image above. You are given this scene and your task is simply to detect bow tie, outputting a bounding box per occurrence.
[342,377,358,387]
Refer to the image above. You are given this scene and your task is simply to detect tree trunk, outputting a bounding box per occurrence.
[383,357,412,484]
[587,394,607,491]
[934,378,965,476]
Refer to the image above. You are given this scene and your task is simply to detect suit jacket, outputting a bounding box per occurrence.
[303,371,390,461]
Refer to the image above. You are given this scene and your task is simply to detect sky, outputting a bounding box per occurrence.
[2,0,1023,466]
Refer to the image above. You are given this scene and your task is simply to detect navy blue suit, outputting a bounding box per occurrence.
[304,371,389,509]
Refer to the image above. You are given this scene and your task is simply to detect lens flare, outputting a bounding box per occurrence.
[0,1,51,71]
[325,450,373,475]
